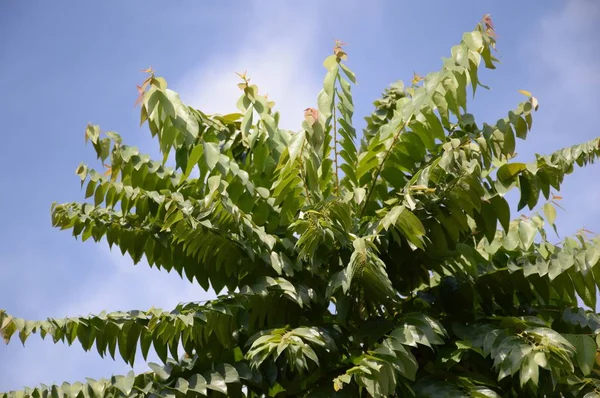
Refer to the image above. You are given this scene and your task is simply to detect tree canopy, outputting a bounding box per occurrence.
[3,15,600,397]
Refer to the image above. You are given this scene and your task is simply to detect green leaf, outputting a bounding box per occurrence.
[480,201,498,242]
[85,124,100,144]
[463,31,484,51]
[395,207,426,250]
[218,113,243,123]
[543,202,557,225]
[317,90,333,118]
[503,228,520,251]
[323,55,338,71]
[205,371,227,394]
[112,371,135,395]
[182,144,204,181]
[175,378,189,394]
[532,352,548,369]
[497,163,526,183]
[87,379,106,397]
[380,206,402,231]
[256,187,270,198]
[491,196,510,232]
[188,374,208,395]
[519,353,539,387]
[517,174,532,211]
[85,179,97,199]
[288,131,305,162]
[93,184,106,207]
[340,63,357,84]
[216,363,240,383]
[203,142,220,170]
[241,108,253,135]
[148,362,170,381]
[574,335,596,376]
[518,220,537,250]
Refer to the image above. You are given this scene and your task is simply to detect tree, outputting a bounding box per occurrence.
[2,15,600,397]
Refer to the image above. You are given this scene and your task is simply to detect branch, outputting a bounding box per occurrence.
[333,103,340,194]
[0,277,315,365]
[359,114,414,218]
[298,138,313,204]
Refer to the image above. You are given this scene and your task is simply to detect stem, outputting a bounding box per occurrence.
[298,136,312,204]
[333,101,340,194]
[359,114,414,218]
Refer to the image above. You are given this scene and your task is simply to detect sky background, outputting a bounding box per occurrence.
[1,0,599,390]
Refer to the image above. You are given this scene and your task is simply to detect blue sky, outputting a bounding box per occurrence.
[1,0,598,390]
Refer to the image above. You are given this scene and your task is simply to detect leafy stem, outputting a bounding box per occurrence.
[298,136,313,204]
[359,113,414,218]
[333,97,340,194]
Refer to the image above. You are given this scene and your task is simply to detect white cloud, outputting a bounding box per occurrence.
[176,2,323,131]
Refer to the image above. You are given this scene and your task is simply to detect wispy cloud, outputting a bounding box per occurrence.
[177,2,323,130]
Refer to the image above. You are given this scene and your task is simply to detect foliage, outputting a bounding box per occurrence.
[3,15,600,397]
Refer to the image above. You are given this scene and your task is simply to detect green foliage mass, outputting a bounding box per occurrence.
[3,15,600,397]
